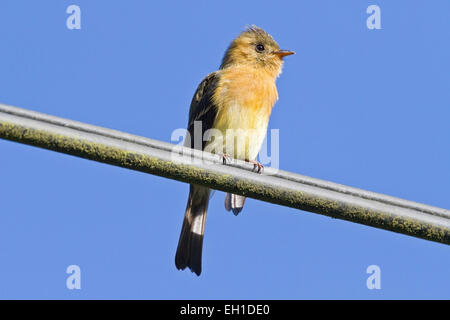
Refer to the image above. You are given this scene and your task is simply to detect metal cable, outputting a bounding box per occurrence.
[1,103,449,245]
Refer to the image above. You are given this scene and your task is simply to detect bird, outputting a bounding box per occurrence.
[175,25,294,276]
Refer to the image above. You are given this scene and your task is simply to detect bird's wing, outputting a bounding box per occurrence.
[176,72,220,275]
[186,71,220,150]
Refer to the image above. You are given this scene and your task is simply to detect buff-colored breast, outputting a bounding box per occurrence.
[205,66,278,161]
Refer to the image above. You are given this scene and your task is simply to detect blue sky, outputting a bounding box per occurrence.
[0,0,449,299]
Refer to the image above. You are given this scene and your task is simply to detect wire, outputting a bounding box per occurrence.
[1,103,449,245]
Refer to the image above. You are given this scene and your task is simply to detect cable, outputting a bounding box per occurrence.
[1,103,449,245]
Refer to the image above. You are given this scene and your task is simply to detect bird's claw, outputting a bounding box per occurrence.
[219,153,232,165]
[247,160,264,174]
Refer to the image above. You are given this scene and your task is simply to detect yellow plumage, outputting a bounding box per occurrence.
[207,66,278,161]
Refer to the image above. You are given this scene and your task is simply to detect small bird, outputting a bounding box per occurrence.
[175,26,294,275]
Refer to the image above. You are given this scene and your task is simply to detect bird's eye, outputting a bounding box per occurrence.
[255,44,265,53]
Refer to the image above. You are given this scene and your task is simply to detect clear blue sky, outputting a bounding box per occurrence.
[0,0,449,299]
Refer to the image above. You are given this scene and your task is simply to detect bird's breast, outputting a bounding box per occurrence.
[206,68,278,160]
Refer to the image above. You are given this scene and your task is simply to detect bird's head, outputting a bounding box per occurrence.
[220,25,294,78]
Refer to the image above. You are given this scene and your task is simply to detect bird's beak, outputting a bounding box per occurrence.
[273,50,295,58]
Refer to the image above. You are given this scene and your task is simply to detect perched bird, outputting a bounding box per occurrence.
[175,26,294,275]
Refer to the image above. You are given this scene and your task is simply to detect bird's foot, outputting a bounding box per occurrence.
[219,153,233,165]
[246,159,264,174]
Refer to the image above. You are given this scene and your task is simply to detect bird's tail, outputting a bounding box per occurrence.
[225,193,246,215]
[175,185,210,276]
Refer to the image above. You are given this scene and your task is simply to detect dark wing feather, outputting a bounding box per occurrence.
[186,72,220,150]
